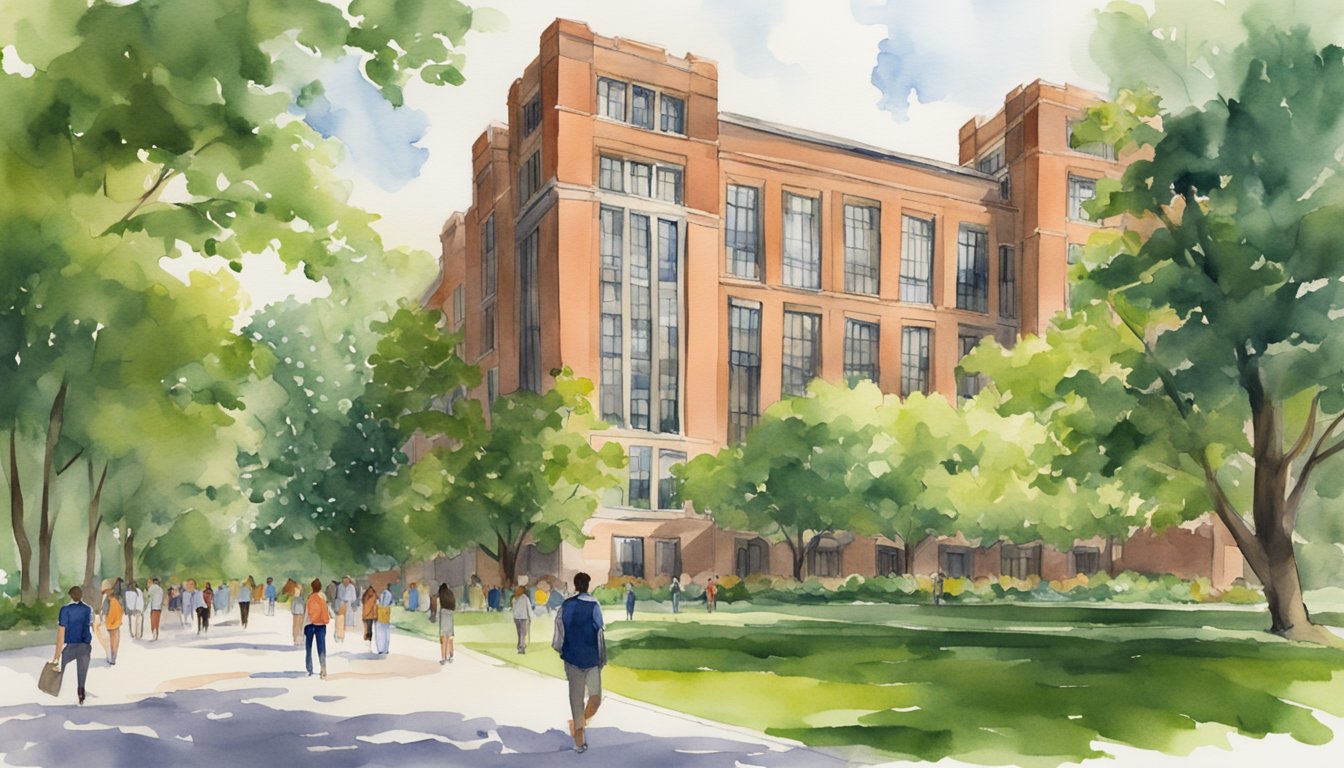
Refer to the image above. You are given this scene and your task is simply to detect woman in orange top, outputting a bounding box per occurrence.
[96,579,124,666]
[361,586,377,650]
[304,578,330,679]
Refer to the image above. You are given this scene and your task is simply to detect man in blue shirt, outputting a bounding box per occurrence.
[551,572,605,753]
[53,585,93,705]
[264,577,277,615]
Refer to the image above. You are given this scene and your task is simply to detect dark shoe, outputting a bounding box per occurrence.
[77,689,85,705]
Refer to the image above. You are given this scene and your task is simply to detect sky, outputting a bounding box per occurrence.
[239,0,1117,306]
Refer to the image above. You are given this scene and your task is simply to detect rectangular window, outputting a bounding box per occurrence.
[660,94,685,134]
[939,545,973,578]
[451,284,465,329]
[876,545,905,576]
[998,245,1017,319]
[599,207,624,425]
[957,333,982,400]
[657,219,680,433]
[597,77,627,121]
[728,299,762,443]
[901,326,931,397]
[1001,543,1043,579]
[522,92,542,136]
[782,192,821,290]
[656,166,683,205]
[976,150,1004,174]
[630,214,652,431]
[486,367,499,406]
[1068,175,1097,221]
[1072,546,1102,575]
[843,203,880,295]
[631,85,655,130]
[629,162,652,198]
[481,304,496,354]
[518,229,541,392]
[482,214,497,300]
[599,156,624,192]
[654,539,682,577]
[782,310,821,398]
[956,225,989,313]
[900,214,933,303]
[628,446,652,509]
[725,184,761,280]
[1067,120,1116,160]
[658,449,686,510]
[614,536,645,578]
[518,151,541,207]
[843,318,880,387]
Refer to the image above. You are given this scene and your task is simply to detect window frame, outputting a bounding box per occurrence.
[899,214,934,304]
[842,317,880,387]
[842,202,881,296]
[727,298,763,443]
[955,224,990,314]
[900,325,932,397]
[725,183,762,281]
[781,309,822,398]
[781,191,822,291]
[1068,175,1098,222]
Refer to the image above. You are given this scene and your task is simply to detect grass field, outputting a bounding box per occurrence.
[394,601,1344,765]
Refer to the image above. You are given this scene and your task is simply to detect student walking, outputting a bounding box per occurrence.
[624,583,636,621]
[511,585,532,654]
[289,580,306,645]
[304,578,330,679]
[147,577,164,640]
[552,572,605,754]
[123,580,145,640]
[215,580,231,619]
[202,582,214,630]
[361,585,377,649]
[238,576,254,629]
[53,585,94,705]
[97,579,123,665]
[374,583,393,654]
[406,582,420,613]
[264,577,277,615]
[670,576,682,614]
[705,577,717,613]
[437,583,456,665]
[335,576,357,644]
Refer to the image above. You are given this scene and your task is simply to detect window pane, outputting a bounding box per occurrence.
[518,230,541,392]
[956,225,989,313]
[782,311,821,398]
[482,214,497,299]
[998,245,1017,319]
[843,318,880,386]
[614,536,645,577]
[630,214,652,431]
[1068,176,1097,221]
[976,151,1004,174]
[660,94,685,133]
[782,193,821,290]
[486,367,499,406]
[631,85,655,129]
[482,304,495,353]
[523,93,542,136]
[656,166,683,204]
[628,446,652,509]
[657,220,680,433]
[725,185,760,280]
[901,326,930,397]
[597,77,626,121]
[843,204,880,295]
[957,333,981,400]
[727,299,762,442]
[599,207,624,423]
[630,162,652,197]
[599,156,624,192]
[658,450,686,509]
[900,215,933,303]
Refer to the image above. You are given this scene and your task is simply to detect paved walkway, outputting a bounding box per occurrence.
[0,607,852,767]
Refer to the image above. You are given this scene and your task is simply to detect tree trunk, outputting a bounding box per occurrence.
[36,380,68,599]
[498,534,518,587]
[8,431,33,602]
[123,526,135,586]
[903,535,922,576]
[82,461,107,600]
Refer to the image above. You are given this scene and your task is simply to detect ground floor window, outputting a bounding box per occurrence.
[614,536,645,578]
[654,538,681,578]
[1071,546,1101,575]
[876,544,905,576]
[939,545,974,578]
[808,536,843,578]
[735,537,769,578]
[1000,543,1042,579]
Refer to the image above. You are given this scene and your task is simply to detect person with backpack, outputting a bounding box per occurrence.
[552,572,606,754]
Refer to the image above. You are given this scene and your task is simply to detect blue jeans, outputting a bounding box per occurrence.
[671,593,680,613]
[304,624,327,674]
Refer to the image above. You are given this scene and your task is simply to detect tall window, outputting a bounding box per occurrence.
[522,92,542,136]
[451,285,465,329]
[657,220,680,433]
[614,536,644,578]
[629,162,652,197]
[630,214,652,430]
[518,151,541,207]
[599,156,624,192]
[1068,175,1097,221]
[482,214,497,299]
[901,326,931,397]
[486,367,499,407]
[481,304,495,354]
[654,539,682,577]
[782,311,821,398]
[728,299,762,443]
[518,229,541,391]
[1067,243,1085,310]
[658,449,686,509]
[998,245,1017,319]
[1067,120,1116,160]
[660,94,685,134]
[957,333,982,400]
[600,207,624,424]
[900,214,933,303]
[843,318,880,386]
[656,166,683,204]
[782,192,821,290]
[597,77,626,121]
[725,185,761,280]
[630,85,655,129]
[843,203,880,295]
[628,445,652,509]
[956,225,989,313]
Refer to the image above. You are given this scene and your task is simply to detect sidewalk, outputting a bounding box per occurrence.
[0,606,852,767]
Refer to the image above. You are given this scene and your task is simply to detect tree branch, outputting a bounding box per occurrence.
[107,166,178,233]
[1197,449,1268,578]
[1284,392,1322,464]
[57,448,85,477]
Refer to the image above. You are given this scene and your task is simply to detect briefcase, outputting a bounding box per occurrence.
[38,660,62,697]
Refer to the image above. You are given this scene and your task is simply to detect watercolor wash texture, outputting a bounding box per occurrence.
[2,0,1344,766]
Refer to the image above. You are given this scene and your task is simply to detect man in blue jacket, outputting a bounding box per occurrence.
[552,572,605,753]
[52,585,93,705]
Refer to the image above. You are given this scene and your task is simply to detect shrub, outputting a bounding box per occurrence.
[0,597,61,631]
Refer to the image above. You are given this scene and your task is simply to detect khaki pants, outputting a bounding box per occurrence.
[564,662,602,730]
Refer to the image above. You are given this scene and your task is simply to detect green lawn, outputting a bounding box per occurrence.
[394,602,1344,766]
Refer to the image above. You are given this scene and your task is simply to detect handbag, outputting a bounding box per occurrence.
[38,660,62,697]
[376,605,392,624]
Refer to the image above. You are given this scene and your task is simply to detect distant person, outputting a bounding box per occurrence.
[336,576,357,645]
[547,584,564,615]
[289,580,306,645]
[511,585,532,654]
[53,585,94,705]
[97,579,123,665]
[390,580,403,605]
[202,582,214,629]
[704,577,717,613]
[374,583,394,654]
[624,583,636,621]
[238,576,254,629]
[933,571,946,606]
[123,580,145,641]
[406,582,420,612]
[304,578,330,679]
[361,585,377,649]
[147,577,164,640]
[182,579,204,633]
[670,576,682,614]
[468,575,484,611]
[215,580,230,618]
[534,584,551,615]
[487,584,501,612]
[264,577,277,615]
[437,583,456,665]
[552,572,605,754]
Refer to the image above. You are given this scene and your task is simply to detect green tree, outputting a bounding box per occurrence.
[391,371,624,587]
[971,0,1344,641]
